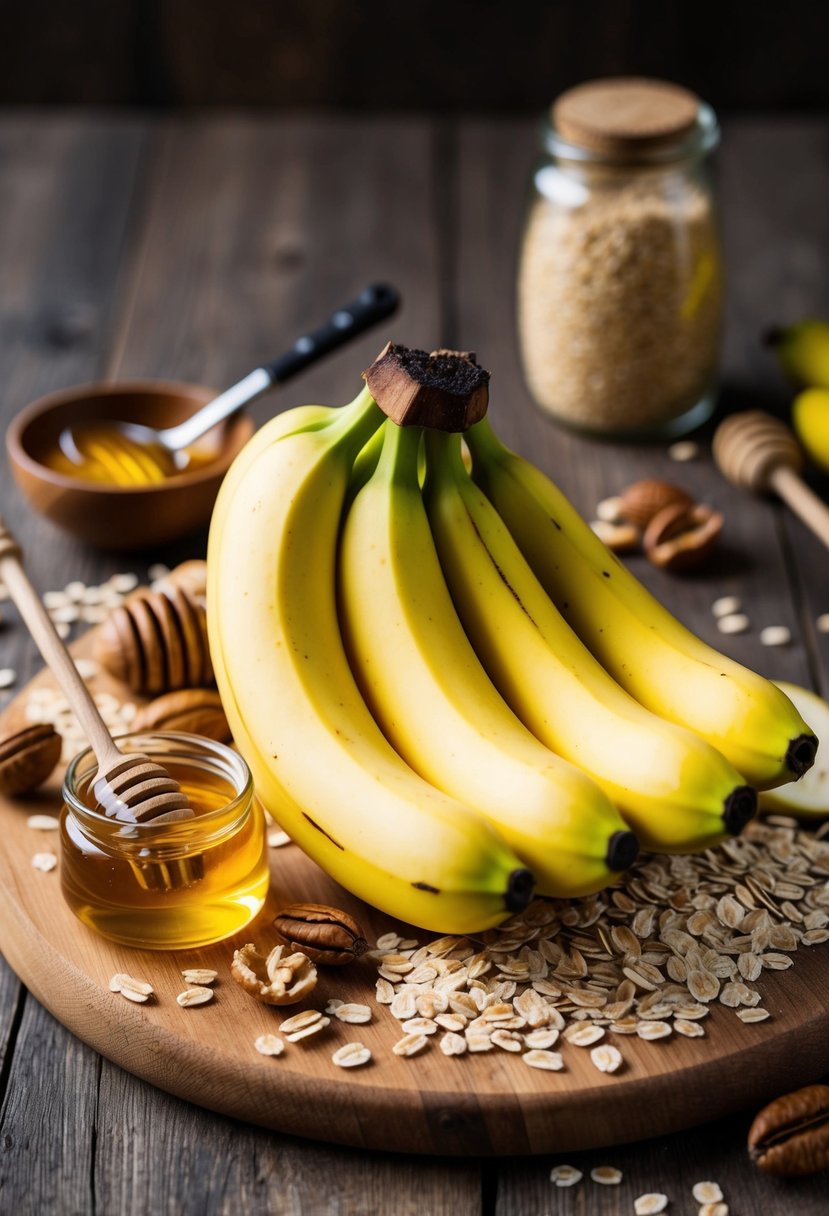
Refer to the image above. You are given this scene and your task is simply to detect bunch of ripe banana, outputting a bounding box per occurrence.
[207,345,816,934]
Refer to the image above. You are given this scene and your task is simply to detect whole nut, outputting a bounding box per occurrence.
[273,902,368,966]
[619,479,694,529]
[0,723,62,796]
[132,689,231,742]
[748,1084,829,1176]
[643,501,723,573]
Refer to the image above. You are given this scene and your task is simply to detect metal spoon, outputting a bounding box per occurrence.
[0,516,201,890]
[58,283,400,482]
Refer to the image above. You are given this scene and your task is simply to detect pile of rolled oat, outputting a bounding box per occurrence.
[365,816,829,1070]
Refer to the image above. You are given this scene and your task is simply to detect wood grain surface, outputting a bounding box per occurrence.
[2,112,829,1213]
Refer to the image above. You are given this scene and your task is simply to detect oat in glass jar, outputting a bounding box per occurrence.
[517,77,723,438]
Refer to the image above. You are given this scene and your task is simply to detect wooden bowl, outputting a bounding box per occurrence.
[6,381,255,550]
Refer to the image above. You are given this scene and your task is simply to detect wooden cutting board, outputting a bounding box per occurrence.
[1,636,828,1157]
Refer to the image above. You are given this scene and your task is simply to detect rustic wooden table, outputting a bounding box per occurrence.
[1,111,828,1214]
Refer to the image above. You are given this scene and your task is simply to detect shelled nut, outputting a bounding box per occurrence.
[230,942,318,1005]
[132,689,231,742]
[748,1084,829,1176]
[93,584,213,695]
[0,723,62,796]
[643,502,723,573]
[273,903,368,966]
[619,479,694,529]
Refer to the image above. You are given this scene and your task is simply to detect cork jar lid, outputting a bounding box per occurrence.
[552,77,701,156]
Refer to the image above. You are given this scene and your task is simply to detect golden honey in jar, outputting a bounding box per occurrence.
[60,731,269,950]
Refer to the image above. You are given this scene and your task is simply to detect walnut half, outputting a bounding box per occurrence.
[230,942,317,1006]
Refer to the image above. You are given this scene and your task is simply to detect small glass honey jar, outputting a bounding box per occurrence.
[60,731,269,950]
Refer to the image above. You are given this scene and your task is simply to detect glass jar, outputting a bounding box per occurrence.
[61,731,269,950]
[517,77,723,438]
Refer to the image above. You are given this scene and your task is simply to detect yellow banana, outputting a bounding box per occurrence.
[423,429,756,852]
[339,418,638,897]
[767,319,829,388]
[465,417,816,790]
[207,389,534,933]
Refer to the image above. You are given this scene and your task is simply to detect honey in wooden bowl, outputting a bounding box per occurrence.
[6,381,254,549]
[60,732,269,950]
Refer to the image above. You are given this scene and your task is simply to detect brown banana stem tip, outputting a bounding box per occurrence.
[786,733,818,780]
[606,830,639,872]
[722,785,757,835]
[363,342,490,431]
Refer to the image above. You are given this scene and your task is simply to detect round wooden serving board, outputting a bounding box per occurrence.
[1,631,828,1157]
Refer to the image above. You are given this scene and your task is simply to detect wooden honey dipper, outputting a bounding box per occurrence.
[712,410,829,550]
[0,516,202,891]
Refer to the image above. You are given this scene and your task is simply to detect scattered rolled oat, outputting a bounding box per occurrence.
[440,1032,468,1056]
[717,613,750,635]
[596,495,625,523]
[668,440,699,462]
[31,852,57,872]
[334,1002,372,1025]
[590,1044,623,1073]
[254,1034,285,1057]
[550,1164,582,1187]
[816,613,829,633]
[402,1016,437,1035]
[491,1028,523,1052]
[26,814,60,831]
[111,572,139,593]
[0,668,16,690]
[712,595,741,618]
[692,1181,723,1204]
[280,1009,328,1041]
[110,973,153,1003]
[634,1194,669,1215]
[698,1204,728,1216]
[760,625,791,647]
[565,1023,605,1047]
[392,1032,429,1057]
[181,968,218,986]
[637,1020,672,1041]
[736,1008,770,1023]
[267,828,291,848]
[591,1166,623,1184]
[524,1049,564,1071]
[332,1041,372,1068]
[176,986,214,1007]
[674,1019,706,1038]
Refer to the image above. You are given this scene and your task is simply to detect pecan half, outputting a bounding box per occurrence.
[748,1084,829,1176]
[643,502,723,573]
[273,903,368,966]
[619,478,694,529]
[0,723,62,796]
[230,942,317,1005]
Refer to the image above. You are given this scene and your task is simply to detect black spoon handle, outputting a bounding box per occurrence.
[263,283,400,384]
